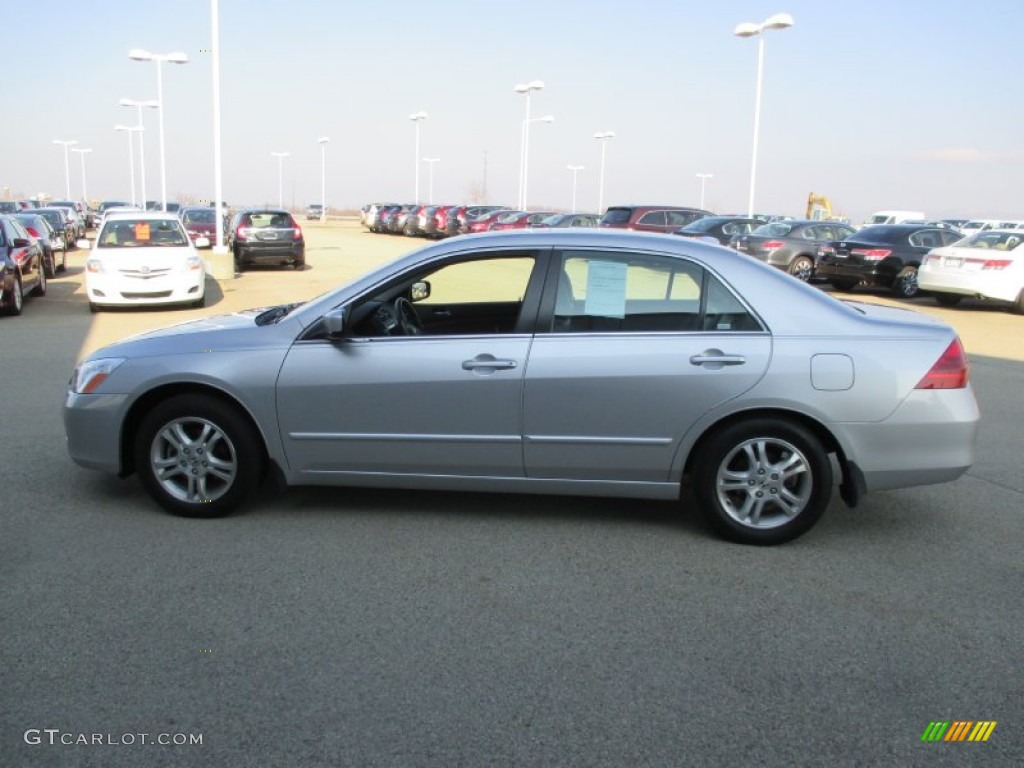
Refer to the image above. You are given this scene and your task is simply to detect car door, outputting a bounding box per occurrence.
[523,248,771,483]
[276,249,547,479]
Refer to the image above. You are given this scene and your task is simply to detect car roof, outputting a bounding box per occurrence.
[102,211,182,222]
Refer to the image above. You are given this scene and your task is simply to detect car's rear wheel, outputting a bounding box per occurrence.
[693,418,832,545]
[892,266,919,298]
[1014,289,1024,315]
[88,302,100,313]
[788,256,814,281]
[58,248,67,272]
[934,293,962,308]
[3,276,23,316]
[135,394,264,518]
[830,279,859,291]
[43,253,56,279]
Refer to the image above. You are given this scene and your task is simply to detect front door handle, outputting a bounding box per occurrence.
[462,354,518,373]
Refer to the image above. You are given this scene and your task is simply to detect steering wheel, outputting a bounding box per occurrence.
[394,297,423,335]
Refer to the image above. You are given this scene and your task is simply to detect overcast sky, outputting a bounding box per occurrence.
[4,0,1022,221]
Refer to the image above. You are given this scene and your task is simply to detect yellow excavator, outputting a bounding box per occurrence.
[806,193,848,222]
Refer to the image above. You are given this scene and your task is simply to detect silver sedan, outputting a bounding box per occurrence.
[64,230,979,544]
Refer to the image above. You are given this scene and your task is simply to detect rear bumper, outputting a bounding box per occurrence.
[919,268,1020,303]
[835,387,979,493]
[235,244,304,263]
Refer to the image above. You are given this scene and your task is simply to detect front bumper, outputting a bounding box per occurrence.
[64,392,131,474]
[86,272,205,307]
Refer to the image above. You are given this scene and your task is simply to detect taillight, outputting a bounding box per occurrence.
[818,245,835,256]
[293,225,303,240]
[235,225,249,240]
[851,248,891,261]
[26,226,41,238]
[760,240,784,251]
[981,259,1011,270]
[916,338,969,389]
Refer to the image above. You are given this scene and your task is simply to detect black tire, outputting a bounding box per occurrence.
[3,276,23,316]
[43,253,56,279]
[88,301,100,313]
[892,266,919,298]
[788,255,815,282]
[293,260,305,271]
[830,279,859,292]
[134,393,265,518]
[934,293,962,308]
[192,294,206,309]
[693,418,832,545]
[58,248,67,273]
[1014,289,1024,315]
[32,265,46,297]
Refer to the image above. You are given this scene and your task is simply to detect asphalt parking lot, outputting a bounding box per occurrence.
[2,222,1022,766]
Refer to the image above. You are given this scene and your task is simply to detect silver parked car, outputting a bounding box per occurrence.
[64,230,979,544]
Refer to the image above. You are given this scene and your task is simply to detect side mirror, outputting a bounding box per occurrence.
[323,307,347,339]
[76,239,92,249]
[410,280,431,302]
[194,237,211,249]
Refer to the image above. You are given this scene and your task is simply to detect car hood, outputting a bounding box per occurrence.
[83,307,301,362]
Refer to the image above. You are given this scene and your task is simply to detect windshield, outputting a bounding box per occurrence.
[98,219,189,248]
[600,208,632,225]
[957,231,1023,250]
[679,218,725,233]
[183,209,216,224]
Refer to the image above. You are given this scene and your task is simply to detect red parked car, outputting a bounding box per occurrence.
[464,209,515,234]
[178,206,220,246]
[488,211,557,231]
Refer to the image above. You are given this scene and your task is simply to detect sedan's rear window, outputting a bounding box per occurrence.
[754,222,795,237]
[957,231,1023,250]
[600,208,632,225]
[183,209,216,224]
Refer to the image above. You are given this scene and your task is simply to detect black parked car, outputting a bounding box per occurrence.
[12,213,65,276]
[815,224,964,298]
[1,215,47,316]
[228,209,305,270]
[673,216,763,246]
[733,220,857,281]
[34,207,77,253]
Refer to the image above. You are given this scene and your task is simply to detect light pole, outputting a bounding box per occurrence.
[129,49,189,211]
[521,115,554,210]
[409,111,428,203]
[318,137,330,222]
[71,147,93,201]
[566,165,584,213]
[514,80,544,210]
[211,0,226,252]
[114,125,141,205]
[696,173,714,210]
[53,139,77,199]
[270,152,289,209]
[593,131,615,215]
[120,98,158,208]
[734,12,794,217]
[422,158,440,204]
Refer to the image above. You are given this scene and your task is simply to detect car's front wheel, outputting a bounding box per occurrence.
[693,418,832,545]
[2,276,23,316]
[134,394,265,518]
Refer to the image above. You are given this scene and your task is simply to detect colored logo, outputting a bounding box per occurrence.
[921,721,997,742]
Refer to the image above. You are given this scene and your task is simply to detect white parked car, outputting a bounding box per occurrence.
[81,212,208,312]
[919,229,1024,312]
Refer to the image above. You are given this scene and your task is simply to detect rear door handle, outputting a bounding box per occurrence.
[690,352,746,368]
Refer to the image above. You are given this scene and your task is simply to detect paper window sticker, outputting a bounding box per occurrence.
[583,260,628,319]
[134,222,151,241]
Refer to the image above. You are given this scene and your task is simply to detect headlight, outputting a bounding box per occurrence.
[86,258,104,273]
[70,358,126,394]
[185,255,202,271]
